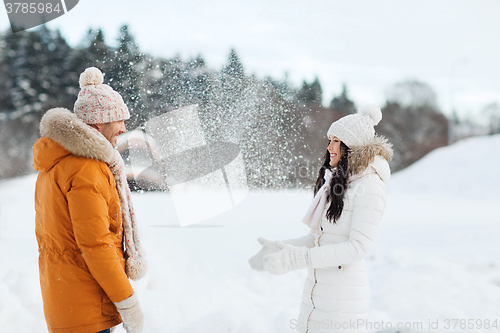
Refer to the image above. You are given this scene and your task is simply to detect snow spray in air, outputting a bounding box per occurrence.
[124,104,248,226]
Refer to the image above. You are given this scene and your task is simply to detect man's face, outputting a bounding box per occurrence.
[95,120,126,147]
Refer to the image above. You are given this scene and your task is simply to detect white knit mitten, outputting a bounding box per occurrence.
[249,237,281,271]
[114,293,144,333]
[263,242,309,275]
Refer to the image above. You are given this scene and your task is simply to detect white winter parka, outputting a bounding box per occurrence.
[292,136,392,333]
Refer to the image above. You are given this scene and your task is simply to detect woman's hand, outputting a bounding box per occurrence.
[263,242,309,275]
[249,237,281,271]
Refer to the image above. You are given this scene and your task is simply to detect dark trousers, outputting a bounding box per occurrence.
[97,329,111,333]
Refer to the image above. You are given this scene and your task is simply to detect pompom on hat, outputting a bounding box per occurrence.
[327,104,382,148]
[74,67,130,124]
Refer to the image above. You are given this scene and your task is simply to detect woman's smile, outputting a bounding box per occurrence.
[327,135,342,167]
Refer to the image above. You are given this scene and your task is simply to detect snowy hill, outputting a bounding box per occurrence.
[389,134,500,198]
[384,135,500,229]
[0,136,499,332]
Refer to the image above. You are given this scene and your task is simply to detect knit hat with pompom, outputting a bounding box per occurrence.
[327,104,383,148]
[74,67,130,124]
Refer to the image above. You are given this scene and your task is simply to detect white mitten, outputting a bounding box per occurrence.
[263,242,309,275]
[114,293,144,333]
[249,237,281,271]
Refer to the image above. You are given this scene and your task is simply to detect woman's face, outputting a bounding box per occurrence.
[327,135,343,167]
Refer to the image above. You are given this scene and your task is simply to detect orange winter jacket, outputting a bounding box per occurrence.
[33,108,133,333]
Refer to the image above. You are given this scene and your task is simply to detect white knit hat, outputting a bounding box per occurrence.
[74,67,130,124]
[327,104,382,148]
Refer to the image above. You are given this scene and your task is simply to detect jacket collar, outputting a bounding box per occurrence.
[347,135,393,184]
[39,108,115,164]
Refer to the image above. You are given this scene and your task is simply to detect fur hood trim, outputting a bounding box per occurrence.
[347,135,393,183]
[40,108,115,164]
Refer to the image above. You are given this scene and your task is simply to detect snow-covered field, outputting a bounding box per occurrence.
[1,135,499,332]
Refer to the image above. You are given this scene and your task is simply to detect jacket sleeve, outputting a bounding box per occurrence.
[67,160,133,303]
[309,176,387,268]
[283,233,316,248]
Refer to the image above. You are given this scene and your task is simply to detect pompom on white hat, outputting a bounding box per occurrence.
[74,67,130,124]
[327,104,382,148]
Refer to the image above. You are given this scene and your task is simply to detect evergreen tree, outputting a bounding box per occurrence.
[2,30,34,113]
[162,56,188,109]
[0,27,77,178]
[330,83,356,116]
[0,27,73,114]
[108,25,144,128]
[185,55,212,103]
[220,48,246,110]
[37,26,74,110]
[297,77,322,105]
[310,77,322,104]
[0,32,14,112]
[88,29,111,67]
[221,48,244,79]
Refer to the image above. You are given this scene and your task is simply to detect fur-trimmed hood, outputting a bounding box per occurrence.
[347,135,393,184]
[34,108,115,172]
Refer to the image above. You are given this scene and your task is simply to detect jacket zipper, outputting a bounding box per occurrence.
[306,271,317,333]
[306,225,324,332]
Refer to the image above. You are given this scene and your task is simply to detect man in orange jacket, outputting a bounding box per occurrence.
[33,67,146,333]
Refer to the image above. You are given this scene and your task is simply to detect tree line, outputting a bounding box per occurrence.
[0,25,449,188]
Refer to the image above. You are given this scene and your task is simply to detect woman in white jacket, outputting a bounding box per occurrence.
[249,105,393,333]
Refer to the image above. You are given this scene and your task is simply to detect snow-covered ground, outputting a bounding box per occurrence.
[1,135,499,332]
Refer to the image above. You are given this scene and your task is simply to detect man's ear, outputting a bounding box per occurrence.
[89,123,100,130]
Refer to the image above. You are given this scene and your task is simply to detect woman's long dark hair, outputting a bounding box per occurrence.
[313,142,349,223]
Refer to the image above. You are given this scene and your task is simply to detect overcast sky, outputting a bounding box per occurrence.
[2,0,499,117]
